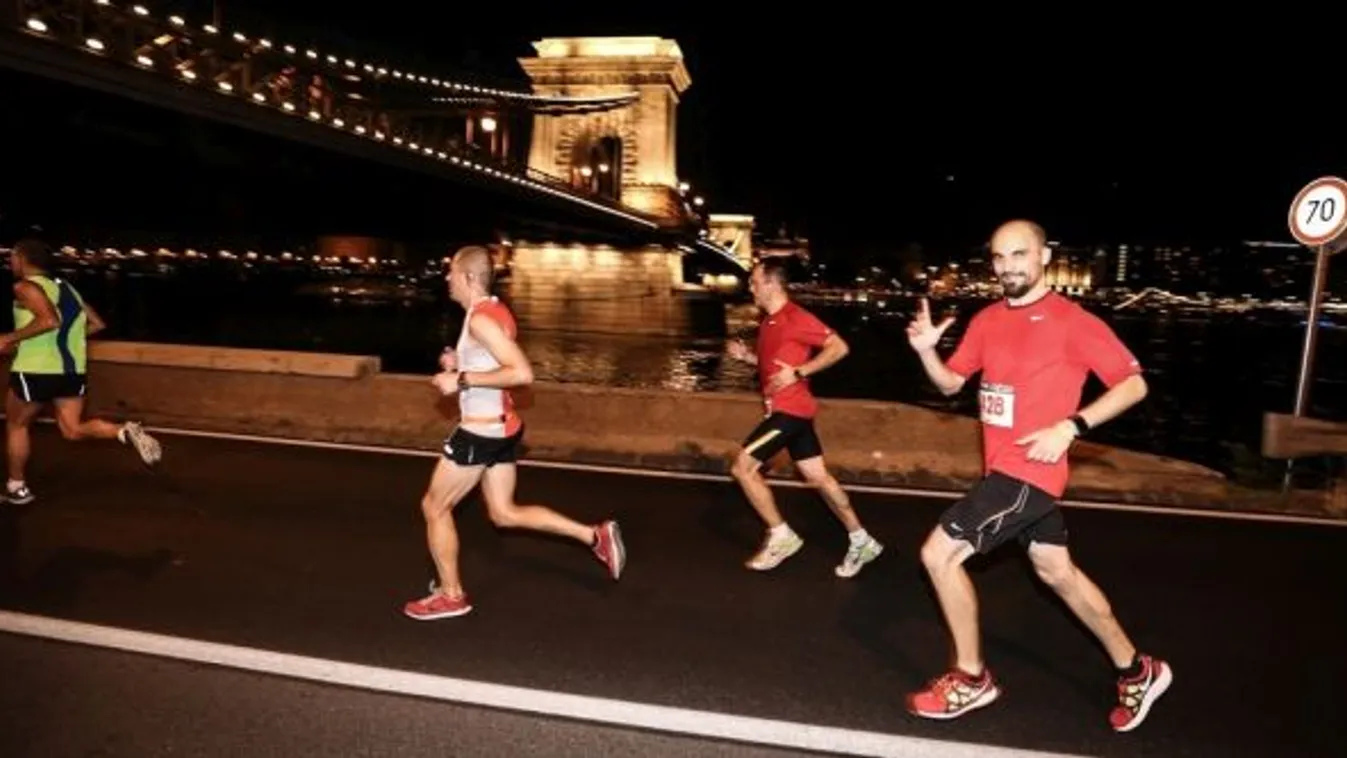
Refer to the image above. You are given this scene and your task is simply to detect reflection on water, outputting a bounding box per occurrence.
[518,331,760,394]
[21,265,1347,487]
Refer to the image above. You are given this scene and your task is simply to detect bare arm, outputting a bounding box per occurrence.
[797,332,848,378]
[914,347,968,396]
[1069,313,1149,434]
[1075,373,1147,431]
[460,314,533,388]
[83,301,107,336]
[2,281,60,345]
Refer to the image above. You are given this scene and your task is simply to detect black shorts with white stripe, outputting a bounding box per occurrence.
[740,412,824,464]
[9,372,86,404]
[937,472,1068,554]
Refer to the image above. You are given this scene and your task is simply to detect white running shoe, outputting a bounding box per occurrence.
[835,537,883,578]
[746,531,803,570]
[121,422,162,465]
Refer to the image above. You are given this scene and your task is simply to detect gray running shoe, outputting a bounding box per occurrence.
[121,422,163,465]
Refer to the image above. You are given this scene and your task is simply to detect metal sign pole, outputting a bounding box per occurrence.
[1280,176,1347,493]
[1285,244,1331,492]
[1293,244,1329,417]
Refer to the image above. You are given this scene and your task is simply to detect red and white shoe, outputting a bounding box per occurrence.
[403,591,472,620]
[1109,655,1173,732]
[906,667,1001,720]
[592,520,626,580]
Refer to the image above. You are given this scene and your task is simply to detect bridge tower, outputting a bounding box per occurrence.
[707,214,756,270]
[520,37,691,223]
[505,37,723,337]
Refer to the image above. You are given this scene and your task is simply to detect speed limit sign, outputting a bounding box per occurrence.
[1288,176,1347,250]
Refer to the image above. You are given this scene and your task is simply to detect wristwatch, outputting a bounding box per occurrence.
[1068,414,1089,436]
[458,372,471,391]
[794,367,806,380]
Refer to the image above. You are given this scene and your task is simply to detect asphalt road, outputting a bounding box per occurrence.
[0,427,1342,757]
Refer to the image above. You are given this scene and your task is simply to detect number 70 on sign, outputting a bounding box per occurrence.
[1289,176,1347,251]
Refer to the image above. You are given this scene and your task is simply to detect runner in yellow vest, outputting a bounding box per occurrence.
[1,239,161,504]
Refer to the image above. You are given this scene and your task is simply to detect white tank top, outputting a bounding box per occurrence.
[455,296,518,438]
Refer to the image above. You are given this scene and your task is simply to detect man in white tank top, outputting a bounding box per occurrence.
[403,246,627,621]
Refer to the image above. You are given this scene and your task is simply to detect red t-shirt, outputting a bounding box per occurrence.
[755,301,835,419]
[945,292,1142,498]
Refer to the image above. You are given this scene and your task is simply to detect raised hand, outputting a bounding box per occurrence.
[906,297,955,352]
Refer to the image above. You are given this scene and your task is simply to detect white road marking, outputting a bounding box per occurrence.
[138,422,1346,528]
[0,610,1093,758]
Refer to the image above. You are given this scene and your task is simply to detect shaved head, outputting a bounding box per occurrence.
[988,219,1051,302]
[446,244,496,305]
[454,245,493,281]
[990,220,1047,254]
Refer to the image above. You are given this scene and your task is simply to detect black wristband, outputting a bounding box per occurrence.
[458,372,471,390]
[1069,414,1089,436]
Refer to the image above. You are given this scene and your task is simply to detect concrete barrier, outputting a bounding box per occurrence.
[2,341,1335,517]
[90,341,381,379]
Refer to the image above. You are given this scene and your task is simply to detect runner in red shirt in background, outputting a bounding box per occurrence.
[904,220,1172,732]
[726,258,883,577]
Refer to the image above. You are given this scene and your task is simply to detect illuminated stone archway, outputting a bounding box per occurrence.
[520,37,691,223]
[509,37,727,338]
[564,123,629,203]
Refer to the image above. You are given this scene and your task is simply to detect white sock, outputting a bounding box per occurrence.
[7,479,24,493]
[849,528,870,546]
[769,523,793,540]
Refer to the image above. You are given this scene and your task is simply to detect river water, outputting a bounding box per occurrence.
[26,258,1347,490]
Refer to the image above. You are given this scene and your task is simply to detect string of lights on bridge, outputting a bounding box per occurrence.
[14,0,746,270]
[15,0,663,230]
[32,1,640,109]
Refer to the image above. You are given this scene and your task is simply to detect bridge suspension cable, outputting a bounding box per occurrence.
[5,0,664,229]
[3,0,753,269]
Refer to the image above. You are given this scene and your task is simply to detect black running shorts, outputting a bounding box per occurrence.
[9,372,86,403]
[938,472,1069,554]
[442,425,523,468]
[740,412,824,464]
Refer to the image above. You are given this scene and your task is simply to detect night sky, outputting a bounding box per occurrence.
[9,2,1343,257]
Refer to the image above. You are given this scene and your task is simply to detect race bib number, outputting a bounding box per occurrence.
[979,383,1015,428]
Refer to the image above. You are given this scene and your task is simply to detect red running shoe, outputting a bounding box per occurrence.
[1109,655,1173,732]
[592,520,626,580]
[906,668,1001,720]
[403,591,472,620]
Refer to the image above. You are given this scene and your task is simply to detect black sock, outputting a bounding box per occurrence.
[1118,654,1144,679]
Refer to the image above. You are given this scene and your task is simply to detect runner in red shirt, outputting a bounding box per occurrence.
[904,220,1172,732]
[726,258,883,577]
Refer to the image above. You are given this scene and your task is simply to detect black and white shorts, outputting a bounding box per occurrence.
[9,372,86,403]
[740,412,824,464]
[442,425,524,468]
[938,472,1069,554]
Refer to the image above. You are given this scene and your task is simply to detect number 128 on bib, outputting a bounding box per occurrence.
[980,384,1015,428]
